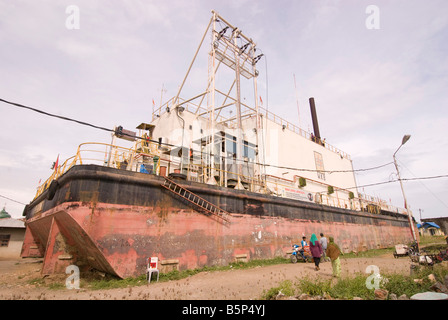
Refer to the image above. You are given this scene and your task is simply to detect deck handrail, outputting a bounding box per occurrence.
[34,141,399,217]
[152,97,351,160]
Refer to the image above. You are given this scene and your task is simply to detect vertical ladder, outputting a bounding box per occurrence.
[161,178,231,225]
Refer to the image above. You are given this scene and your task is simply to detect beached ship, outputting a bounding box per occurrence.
[20,11,416,278]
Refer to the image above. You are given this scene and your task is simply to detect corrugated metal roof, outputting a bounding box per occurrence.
[419,222,440,229]
[0,218,25,229]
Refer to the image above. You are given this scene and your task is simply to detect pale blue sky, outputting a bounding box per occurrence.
[1,0,447,221]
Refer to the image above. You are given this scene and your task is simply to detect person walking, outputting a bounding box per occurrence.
[309,233,323,271]
[320,233,328,262]
[326,236,342,278]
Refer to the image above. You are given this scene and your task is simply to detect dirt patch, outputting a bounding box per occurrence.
[0,255,418,300]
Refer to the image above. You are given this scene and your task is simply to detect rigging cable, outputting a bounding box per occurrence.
[397,159,448,209]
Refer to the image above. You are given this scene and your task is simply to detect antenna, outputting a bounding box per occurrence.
[160,83,167,108]
[293,74,301,128]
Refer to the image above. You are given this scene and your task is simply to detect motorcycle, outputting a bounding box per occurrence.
[439,249,448,261]
[407,240,419,255]
[407,241,440,266]
[290,244,312,263]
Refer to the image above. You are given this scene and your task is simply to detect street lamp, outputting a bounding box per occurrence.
[393,135,419,250]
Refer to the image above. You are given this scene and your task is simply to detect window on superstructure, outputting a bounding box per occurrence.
[0,234,10,247]
[223,133,256,162]
[225,136,237,155]
[314,151,325,181]
[243,141,256,162]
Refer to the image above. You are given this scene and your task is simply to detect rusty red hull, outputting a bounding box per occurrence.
[21,165,415,278]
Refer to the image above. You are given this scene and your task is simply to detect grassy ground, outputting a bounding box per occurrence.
[29,236,447,295]
[262,236,448,300]
[67,257,292,291]
[261,263,448,300]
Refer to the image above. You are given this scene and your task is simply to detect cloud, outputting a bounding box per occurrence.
[56,38,99,59]
[1,1,447,219]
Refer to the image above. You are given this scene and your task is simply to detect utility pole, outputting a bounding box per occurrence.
[393,134,418,250]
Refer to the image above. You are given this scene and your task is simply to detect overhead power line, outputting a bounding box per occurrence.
[264,161,394,174]
[0,98,113,133]
[0,194,27,206]
[0,97,394,174]
[349,175,448,191]
[0,97,443,180]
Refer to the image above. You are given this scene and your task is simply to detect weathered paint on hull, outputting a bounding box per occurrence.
[21,165,415,278]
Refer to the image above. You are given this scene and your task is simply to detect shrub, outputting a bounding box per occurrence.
[328,275,375,300]
[297,278,331,297]
[262,280,296,300]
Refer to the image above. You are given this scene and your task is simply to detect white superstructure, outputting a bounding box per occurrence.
[144,10,378,212]
[38,10,406,217]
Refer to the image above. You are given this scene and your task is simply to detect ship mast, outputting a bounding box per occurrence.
[210,10,264,190]
[173,10,265,190]
[232,26,244,189]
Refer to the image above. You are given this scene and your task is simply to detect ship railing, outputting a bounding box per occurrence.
[258,106,351,160]
[357,194,407,215]
[35,154,79,199]
[34,141,263,198]
[34,142,140,199]
[152,97,229,124]
[152,96,351,161]
[263,174,361,211]
[34,141,401,216]
[159,157,266,192]
[261,174,406,215]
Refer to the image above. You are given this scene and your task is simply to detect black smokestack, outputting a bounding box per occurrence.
[309,97,321,140]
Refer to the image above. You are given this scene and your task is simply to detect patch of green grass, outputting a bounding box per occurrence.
[260,263,448,300]
[31,235,447,293]
[296,278,332,297]
[28,277,46,286]
[87,274,146,290]
[86,257,290,290]
[419,236,446,246]
[229,257,289,269]
[261,280,296,300]
[380,264,448,298]
[421,244,447,254]
[327,275,376,300]
[48,282,67,290]
[381,273,424,297]
[343,247,394,259]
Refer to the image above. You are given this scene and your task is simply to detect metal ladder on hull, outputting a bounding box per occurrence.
[161,178,231,225]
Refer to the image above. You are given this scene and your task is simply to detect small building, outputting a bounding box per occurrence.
[422,217,448,236]
[0,207,26,260]
[417,222,444,237]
